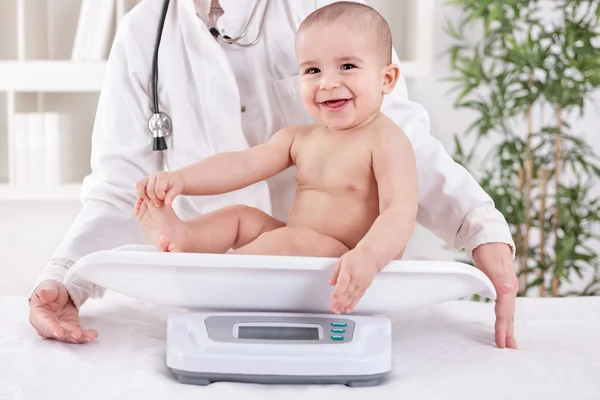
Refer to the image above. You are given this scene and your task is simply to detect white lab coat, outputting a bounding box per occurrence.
[34,0,514,308]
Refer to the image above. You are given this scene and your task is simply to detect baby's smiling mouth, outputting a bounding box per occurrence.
[320,98,351,109]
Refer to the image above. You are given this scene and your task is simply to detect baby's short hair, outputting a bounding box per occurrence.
[298,1,393,65]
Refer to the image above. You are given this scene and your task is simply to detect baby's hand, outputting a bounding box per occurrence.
[328,249,379,314]
[136,171,184,208]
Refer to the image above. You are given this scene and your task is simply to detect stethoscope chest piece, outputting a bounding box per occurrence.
[148,112,172,151]
[148,0,269,151]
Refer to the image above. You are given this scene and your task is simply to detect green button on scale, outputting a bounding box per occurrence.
[330,335,344,341]
[331,328,346,333]
[330,322,347,327]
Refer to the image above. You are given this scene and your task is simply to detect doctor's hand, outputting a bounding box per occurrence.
[29,280,98,344]
[473,242,519,350]
[136,171,184,208]
[328,249,379,315]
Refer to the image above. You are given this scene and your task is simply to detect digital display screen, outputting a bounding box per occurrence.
[238,326,320,340]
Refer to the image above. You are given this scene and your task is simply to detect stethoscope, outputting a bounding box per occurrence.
[148,0,271,151]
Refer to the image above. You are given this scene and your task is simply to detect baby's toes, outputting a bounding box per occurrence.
[133,197,144,216]
[136,200,149,219]
[168,244,181,253]
[158,235,171,252]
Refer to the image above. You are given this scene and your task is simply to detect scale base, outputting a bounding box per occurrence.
[171,369,387,387]
[166,312,391,387]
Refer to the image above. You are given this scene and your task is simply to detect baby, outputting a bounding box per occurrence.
[134,1,418,314]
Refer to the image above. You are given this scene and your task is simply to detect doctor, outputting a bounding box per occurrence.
[28,0,518,349]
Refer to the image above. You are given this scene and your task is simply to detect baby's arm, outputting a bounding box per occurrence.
[356,126,418,269]
[329,126,418,314]
[178,127,297,196]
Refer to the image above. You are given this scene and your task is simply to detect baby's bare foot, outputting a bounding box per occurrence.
[136,200,188,252]
[157,234,182,252]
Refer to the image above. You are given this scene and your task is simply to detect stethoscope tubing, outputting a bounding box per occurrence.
[149,0,270,151]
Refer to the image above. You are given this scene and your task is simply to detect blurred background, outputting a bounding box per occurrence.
[0,0,598,298]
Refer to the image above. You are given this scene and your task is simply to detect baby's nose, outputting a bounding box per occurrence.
[319,76,341,90]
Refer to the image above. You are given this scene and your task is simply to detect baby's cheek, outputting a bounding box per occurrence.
[300,89,320,117]
[360,88,383,113]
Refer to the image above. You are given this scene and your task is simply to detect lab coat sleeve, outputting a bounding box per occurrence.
[381,50,515,260]
[30,16,162,309]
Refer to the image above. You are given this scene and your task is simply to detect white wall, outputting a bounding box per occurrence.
[2,0,599,296]
[0,201,82,296]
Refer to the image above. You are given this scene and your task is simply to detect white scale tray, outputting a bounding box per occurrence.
[64,245,496,314]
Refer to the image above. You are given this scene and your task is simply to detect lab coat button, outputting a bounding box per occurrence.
[241,106,246,112]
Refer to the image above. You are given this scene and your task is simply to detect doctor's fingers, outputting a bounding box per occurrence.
[55,320,98,343]
[506,317,517,349]
[51,319,98,344]
[495,292,517,349]
[30,309,93,344]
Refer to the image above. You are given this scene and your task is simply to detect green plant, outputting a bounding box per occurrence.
[445,0,600,296]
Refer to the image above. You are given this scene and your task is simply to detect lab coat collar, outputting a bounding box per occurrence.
[193,0,225,26]
[193,0,211,23]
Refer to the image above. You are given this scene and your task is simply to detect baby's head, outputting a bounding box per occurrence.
[295,2,399,131]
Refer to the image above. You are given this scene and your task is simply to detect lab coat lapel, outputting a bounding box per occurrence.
[175,0,251,155]
[166,1,272,218]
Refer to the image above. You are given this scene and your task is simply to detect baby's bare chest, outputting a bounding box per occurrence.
[294,137,376,195]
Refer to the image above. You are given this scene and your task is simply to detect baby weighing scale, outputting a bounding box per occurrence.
[65,245,496,387]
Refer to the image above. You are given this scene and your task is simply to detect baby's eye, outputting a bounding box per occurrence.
[305,67,320,74]
[341,63,356,70]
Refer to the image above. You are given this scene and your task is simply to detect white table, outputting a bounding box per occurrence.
[1,295,599,400]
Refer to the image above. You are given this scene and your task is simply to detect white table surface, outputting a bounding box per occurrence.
[1,295,599,400]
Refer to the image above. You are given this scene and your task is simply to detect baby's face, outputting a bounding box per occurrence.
[295,22,395,131]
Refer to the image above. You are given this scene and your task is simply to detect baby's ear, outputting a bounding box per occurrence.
[382,63,400,94]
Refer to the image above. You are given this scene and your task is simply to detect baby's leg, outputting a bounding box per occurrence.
[136,200,284,253]
[230,226,350,258]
